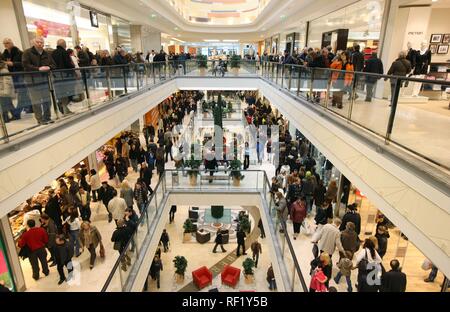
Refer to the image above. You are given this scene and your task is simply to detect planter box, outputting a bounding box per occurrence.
[189,175,198,186]
[199,68,207,76]
[183,232,192,242]
[231,68,239,76]
[175,273,185,284]
[232,177,241,186]
[244,274,254,284]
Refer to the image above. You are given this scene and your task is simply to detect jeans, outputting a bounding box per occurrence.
[57,260,73,281]
[334,272,353,292]
[69,229,81,257]
[87,243,97,266]
[428,265,438,281]
[268,278,277,290]
[236,242,246,256]
[244,155,250,169]
[213,243,226,253]
[253,252,260,268]
[0,97,15,122]
[29,247,49,280]
[169,210,175,223]
[305,195,314,213]
[91,189,98,202]
[80,205,91,222]
[365,82,375,101]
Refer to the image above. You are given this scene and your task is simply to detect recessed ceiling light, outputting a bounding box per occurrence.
[204,39,220,42]
[177,34,181,37]
[223,40,238,42]
[151,14,157,18]
[432,0,438,2]
[174,27,178,30]
[280,15,286,19]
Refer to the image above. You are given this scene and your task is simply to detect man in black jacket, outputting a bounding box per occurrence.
[111,219,133,271]
[236,229,247,256]
[381,259,407,292]
[339,203,361,236]
[3,38,32,118]
[98,181,115,222]
[45,189,62,231]
[52,39,74,115]
[22,37,56,124]
[363,52,384,102]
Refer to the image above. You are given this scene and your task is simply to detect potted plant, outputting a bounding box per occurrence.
[173,255,188,283]
[229,159,245,186]
[239,214,251,234]
[183,218,196,242]
[242,257,255,283]
[230,55,241,76]
[197,54,208,76]
[184,155,202,186]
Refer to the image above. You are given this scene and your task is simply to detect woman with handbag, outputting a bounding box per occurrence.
[79,221,103,269]
[354,238,382,292]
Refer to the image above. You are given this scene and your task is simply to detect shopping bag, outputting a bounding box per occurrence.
[99,243,106,258]
[421,258,432,271]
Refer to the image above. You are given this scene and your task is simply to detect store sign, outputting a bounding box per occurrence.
[34,20,71,38]
[90,11,99,28]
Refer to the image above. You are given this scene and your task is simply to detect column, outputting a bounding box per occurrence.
[0,0,29,50]
[130,25,143,53]
[67,0,81,47]
[87,151,99,173]
[141,26,161,53]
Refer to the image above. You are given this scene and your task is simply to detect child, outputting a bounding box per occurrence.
[334,250,354,292]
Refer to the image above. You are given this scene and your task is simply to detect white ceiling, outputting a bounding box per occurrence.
[77,0,446,42]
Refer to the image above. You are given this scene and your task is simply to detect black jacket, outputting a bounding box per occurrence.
[340,211,361,235]
[52,46,74,70]
[381,270,407,292]
[45,196,62,226]
[111,226,133,252]
[351,51,365,72]
[237,231,246,244]
[215,232,223,244]
[364,57,384,82]
[98,185,115,207]
[3,46,24,72]
[77,50,90,67]
[387,58,412,77]
[22,46,56,71]
[54,241,73,265]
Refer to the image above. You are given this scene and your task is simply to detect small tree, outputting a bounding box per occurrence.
[229,159,245,180]
[183,219,196,233]
[173,256,188,277]
[230,55,241,69]
[197,54,207,68]
[242,258,255,275]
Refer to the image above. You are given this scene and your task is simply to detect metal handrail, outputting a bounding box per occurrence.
[100,175,165,292]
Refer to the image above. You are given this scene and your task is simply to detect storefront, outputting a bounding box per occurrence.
[307,0,385,53]
[20,0,130,52]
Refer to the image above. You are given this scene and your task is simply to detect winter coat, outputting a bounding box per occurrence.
[364,57,384,83]
[22,46,56,71]
[0,66,14,97]
[313,224,344,255]
[340,211,361,235]
[290,200,307,224]
[79,225,102,248]
[111,226,133,253]
[108,197,127,220]
[337,258,353,277]
[3,46,24,72]
[43,219,57,248]
[55,240,73,265]
[387,58,412,78]
[330,61,354,86]
[340,228,360,253]
[120,188,134,208]
[381,270,407,292]
[275,197,288,222]
[52,46,75,70]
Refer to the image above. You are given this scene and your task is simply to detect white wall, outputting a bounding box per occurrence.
[141,27,161,54]
[426,8,450,63]
[0,0,23,50]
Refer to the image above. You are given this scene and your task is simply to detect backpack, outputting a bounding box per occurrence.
[358,249,370,275]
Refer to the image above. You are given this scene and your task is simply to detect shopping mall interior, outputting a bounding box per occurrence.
[0,0,449,295]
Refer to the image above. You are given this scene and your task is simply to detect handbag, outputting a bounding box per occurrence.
[358,249,369,275]
[113,241,121,251]
[18,245,31,260]
[99,243,105,258]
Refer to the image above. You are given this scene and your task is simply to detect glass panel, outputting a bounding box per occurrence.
[390,79,450,169]
[156,179,164,211]
[104,267,122,292]
[83,67,109,108]
[310,68,330,108]
[350,72,392,137]
[109,66,127,97]
[52,69,85,116]
[327,68,352,117]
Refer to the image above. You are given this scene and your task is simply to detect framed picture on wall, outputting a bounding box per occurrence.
[429,44,438,54]
[437,45,449,54]
[443,34,450,44]
[430,34,443,43]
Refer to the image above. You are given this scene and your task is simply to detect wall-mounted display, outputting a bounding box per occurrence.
[430,44,438,54]
[437,45,448,55]
[430,34,443,43]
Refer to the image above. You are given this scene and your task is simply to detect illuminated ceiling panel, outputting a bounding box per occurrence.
[166,0,271,25]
